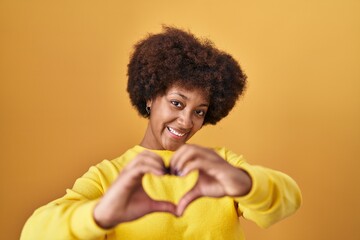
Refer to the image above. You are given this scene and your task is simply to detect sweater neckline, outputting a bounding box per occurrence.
[132,145,175,166]
[133,145,175,154]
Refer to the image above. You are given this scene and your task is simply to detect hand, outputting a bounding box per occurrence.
[170,144,252,216]
[93,150,177,229]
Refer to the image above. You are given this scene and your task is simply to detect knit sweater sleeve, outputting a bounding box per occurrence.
[217,147,302,229]
[20,160,119,240]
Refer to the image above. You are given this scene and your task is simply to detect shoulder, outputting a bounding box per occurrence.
[77,146,141,186]
[212,146,247,167]
[107,145,145,170]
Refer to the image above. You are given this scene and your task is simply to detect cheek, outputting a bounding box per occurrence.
[151,108,174,127]
[193,119,204,132]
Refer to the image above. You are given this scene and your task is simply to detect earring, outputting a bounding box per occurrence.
[146,106,151,115]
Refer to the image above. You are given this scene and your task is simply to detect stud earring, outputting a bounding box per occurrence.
[145,106,151,115]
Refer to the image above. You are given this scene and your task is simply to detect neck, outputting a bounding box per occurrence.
[139,124,161,150]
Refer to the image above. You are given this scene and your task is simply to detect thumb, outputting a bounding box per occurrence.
[150,200,178,216]
[176,187,202,216]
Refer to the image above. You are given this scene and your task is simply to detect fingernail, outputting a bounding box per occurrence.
[176,210,183,217]
[176,170,184,176]
[163,166,171,175]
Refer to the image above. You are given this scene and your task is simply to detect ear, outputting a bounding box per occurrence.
[146,99,153,108]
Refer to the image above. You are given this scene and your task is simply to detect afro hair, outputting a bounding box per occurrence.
[127,26,247,125]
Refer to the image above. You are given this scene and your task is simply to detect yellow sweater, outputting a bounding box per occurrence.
[21,145,302,240]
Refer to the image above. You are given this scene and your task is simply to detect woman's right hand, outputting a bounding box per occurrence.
[93,150,177,229]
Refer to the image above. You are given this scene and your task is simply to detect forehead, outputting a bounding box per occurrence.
[165,85,210,103]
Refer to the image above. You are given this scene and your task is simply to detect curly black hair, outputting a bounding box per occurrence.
[127,26,247,125]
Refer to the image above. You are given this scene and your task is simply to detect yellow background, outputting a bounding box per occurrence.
[1,0,359,239]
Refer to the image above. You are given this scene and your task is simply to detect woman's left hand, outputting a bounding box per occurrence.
[170,144,252,216]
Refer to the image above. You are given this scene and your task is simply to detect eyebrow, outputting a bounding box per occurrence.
[169,92,209,107]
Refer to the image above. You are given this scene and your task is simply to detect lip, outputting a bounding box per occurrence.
[166,126,188,139]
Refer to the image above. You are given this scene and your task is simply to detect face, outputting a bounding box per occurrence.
[140,85,209,151]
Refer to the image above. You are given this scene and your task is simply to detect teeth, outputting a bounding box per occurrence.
[167,127,186,137]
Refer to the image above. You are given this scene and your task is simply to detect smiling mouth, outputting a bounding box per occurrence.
[167,127,187,137]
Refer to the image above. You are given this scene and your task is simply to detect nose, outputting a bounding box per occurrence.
[177,110,193,129]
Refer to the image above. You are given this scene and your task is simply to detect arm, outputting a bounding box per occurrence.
[20,161,115,240]
[21,151,178,239]
[170,145,301,228]
[225,149,302,228]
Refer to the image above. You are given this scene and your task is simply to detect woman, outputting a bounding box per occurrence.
[21,26,302,240]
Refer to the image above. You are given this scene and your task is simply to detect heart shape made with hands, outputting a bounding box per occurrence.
[142,169,199,205]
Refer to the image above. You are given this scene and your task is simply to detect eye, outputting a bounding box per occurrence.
[195,109,206,117]
[170,100,183,108]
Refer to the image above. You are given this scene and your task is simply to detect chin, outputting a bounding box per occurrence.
[164,142,185,151]
[165,145,180,151]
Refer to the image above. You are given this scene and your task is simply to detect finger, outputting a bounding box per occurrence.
[179,157,221,176]
[129,150,166,168]
[141,150,166,165]
[176,186,202,216]
[126,151,166,174]
[119,162,168,190]
[170,145,199,174]
[126,163,166,181]
[149,200,178,216]
[172,144,219,175]
[178,158,203,176]
[170,144,192,168]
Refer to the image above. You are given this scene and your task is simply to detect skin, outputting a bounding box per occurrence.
[93,85,252,228]
[140,84,209,151]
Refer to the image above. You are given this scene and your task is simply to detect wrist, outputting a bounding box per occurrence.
[93,202,116,229]
[237,168,252,196]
